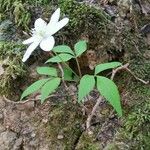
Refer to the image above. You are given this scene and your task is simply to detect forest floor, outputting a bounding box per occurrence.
[0,0,150,150]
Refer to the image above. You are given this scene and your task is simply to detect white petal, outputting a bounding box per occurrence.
[22,41,40,62]
[50,18,69,35]
[34,18,47,32]
[49,8,60,25]
[47,18,69,35]
[40,36,55,51]
[22,37,35,45]
[46,8,61,34]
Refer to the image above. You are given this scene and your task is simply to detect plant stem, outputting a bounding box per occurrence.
[50,52,78,102]
[75,57,82,78]
[52,51,79,79]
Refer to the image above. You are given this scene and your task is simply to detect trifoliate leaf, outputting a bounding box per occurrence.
[21,78,50,100]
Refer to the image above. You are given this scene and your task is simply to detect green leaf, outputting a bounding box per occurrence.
[64,68,73,81]
[21,78,49,100]
[37,67,57,77]
[46,53,74,63]
[96,76,122,116]
[74,40,87,57]
[41,78,61,103]
[95,62,122,75]
[78,75,95,102]
[52,45,74,55]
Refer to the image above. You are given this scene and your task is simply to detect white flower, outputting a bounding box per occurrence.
[22,8,69,62]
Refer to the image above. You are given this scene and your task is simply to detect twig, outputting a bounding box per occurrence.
[111,63,129,80]
[2,94,58,104]
[2,91,77,105]
[86,96,103,134]
[111,63,149,84]
[126,67,149,84]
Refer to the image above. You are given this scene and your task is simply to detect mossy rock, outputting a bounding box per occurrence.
[108,99,150,150]
[0,41,25,97]
[45,102,84,149]
[75,132,101,150]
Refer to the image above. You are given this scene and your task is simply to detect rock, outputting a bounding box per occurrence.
[0,98,6,109]
[0,131,17,150]
[0,113,3,121]
[16,101,35,111]
[42,118,48,123]
[12,137,23,150]
[57,134,64,140]
[0,64,4,76]
[3,109,22,133]
[0,124,5,133]
[31,132,36,138]
[141,24,150,35]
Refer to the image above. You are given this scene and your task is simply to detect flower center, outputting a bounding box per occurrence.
[32,28,47,38]
[38,30,46,37]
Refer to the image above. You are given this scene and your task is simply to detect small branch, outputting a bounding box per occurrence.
[111,63,149,84]
[3,91,77,104]
[111,63,129,80]
[126,67,149,84]
[3,94,58,104]
[86,96,103,134]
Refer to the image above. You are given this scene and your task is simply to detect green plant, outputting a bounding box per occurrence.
[21,40,122,116]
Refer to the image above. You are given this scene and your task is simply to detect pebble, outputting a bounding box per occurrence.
[57,134,64,140]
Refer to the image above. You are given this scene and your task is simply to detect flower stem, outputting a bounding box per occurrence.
[52,51,79,80]
[75,57,82,78]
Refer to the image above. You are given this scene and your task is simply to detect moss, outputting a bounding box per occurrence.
[76,132,101,150]
[57,0,112,50]
[0,0,31,30]
[59,0,110,30]
[0,20,16,41]
[46,102,84,149]
[118,100,150,150]
[27,0,52,6]
[0,41,25,97]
